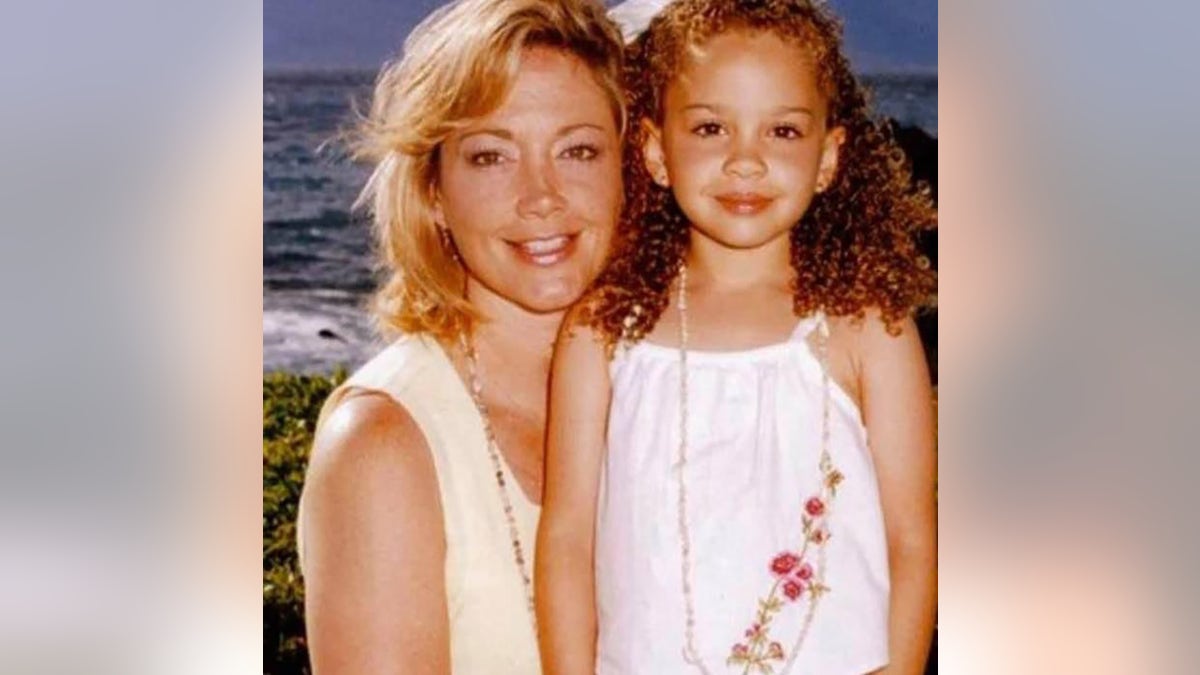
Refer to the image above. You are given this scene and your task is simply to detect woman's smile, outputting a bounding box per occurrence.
[505,231,581,266]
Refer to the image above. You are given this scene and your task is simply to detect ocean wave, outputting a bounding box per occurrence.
[264,209,354,231]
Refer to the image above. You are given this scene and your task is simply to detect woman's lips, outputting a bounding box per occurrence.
[507,233,579,266]
[714,193,774,215]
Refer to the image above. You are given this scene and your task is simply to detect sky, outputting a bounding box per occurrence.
[264,0,936,73]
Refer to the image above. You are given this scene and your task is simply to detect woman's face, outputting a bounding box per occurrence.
[435,47,622,315]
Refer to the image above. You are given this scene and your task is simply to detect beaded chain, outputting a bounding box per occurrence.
[459,331,539,636]
[674,263,836,674]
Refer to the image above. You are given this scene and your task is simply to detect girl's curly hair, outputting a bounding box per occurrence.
[581,0,936,348]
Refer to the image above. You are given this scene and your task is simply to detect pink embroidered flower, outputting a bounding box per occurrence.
[805,496,826,516]
[795,562,813,580]
[768,641,785,660]
[771,552,799,576]
[782,579,805,601]
[731,643,749,658]
[810,528,828,544]
[745,623,762,639]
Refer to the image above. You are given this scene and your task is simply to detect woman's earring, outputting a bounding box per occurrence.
[439,226,461,263]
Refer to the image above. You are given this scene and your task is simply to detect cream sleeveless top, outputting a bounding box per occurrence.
[595,315,890,674]
[299,334,541,674]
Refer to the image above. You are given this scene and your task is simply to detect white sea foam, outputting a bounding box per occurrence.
[263,293,381,373]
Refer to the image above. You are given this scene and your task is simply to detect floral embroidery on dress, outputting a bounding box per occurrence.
[726,468,843,674]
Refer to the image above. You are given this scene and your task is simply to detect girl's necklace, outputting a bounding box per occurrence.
[459,331,538,635]
[674,263,841,674]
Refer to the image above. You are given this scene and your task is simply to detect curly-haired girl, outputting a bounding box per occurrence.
[536,0,936,673]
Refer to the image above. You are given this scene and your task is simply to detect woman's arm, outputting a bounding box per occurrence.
[536,318,612,675]
[300,391,450,674]
[857,315,937,675]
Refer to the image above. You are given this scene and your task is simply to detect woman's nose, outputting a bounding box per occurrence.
[516,156,567,220]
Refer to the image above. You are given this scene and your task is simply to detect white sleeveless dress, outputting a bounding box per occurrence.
[299,334,541,674]
[595,315,890,674]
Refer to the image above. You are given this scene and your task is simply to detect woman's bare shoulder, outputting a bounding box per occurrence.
[304,389,442,525]
[301,390,450,671]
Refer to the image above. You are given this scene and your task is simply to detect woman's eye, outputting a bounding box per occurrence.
[772,125,804,140]
[468,150,505,166]
[691,122,725,137]
[560,144,599,161]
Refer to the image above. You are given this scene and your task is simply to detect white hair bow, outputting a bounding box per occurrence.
[607,0,673,43]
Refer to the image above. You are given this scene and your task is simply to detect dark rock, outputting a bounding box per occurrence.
[888,118,938,384]
[887,118,937,203]
[317,328,345,342]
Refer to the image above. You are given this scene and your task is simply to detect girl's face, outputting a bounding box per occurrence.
[644,30,844,252]
[436,47,622,314]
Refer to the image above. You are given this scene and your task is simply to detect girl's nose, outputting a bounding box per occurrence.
[722,135,768,180]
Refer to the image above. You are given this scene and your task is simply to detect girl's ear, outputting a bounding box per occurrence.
[641,119,670,187]
[815,126,847,193]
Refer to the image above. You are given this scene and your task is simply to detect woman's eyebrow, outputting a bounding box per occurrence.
[459,128,514,142]
[556,122,606,137]
[459,123,606,142]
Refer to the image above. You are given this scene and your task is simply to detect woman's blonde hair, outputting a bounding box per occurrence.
[352,0,625,342]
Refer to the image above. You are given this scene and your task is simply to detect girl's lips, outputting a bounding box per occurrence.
[714,193,774,215]
[506,233,579,266]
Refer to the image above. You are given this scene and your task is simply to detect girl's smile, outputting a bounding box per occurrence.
[713,191,776,215]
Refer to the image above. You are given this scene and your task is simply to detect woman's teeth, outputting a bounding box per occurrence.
[518,235,571,255]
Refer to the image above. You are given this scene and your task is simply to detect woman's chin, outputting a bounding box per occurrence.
[511,278,588,314]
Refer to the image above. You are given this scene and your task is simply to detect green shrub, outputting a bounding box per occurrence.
[264,369,346,675]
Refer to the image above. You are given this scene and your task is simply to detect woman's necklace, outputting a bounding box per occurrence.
[674,263,843,674]
[459,331,538,634]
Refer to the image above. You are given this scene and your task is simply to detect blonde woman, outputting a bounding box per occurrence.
[297,0,625,672]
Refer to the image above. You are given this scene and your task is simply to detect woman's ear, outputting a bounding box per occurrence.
[641,119,670,187]
[816,126,847,193]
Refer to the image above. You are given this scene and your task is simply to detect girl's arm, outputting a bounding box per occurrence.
[857,315,937,675]
[536,316,612,675]
[300,391,451,674]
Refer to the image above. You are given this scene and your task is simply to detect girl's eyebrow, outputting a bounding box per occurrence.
[681,103,815,117]
[773,106,815,117]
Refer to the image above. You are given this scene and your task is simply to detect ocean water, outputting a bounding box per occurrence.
[263,71,937,373]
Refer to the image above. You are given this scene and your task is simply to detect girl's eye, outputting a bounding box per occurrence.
[560,144,599,161]
[772,125,804,140]
[691,122,725,137]
[468,150,505,167]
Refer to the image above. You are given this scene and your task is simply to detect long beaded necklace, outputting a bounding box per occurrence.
[459,331,539,636]
[674,263,841,674]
